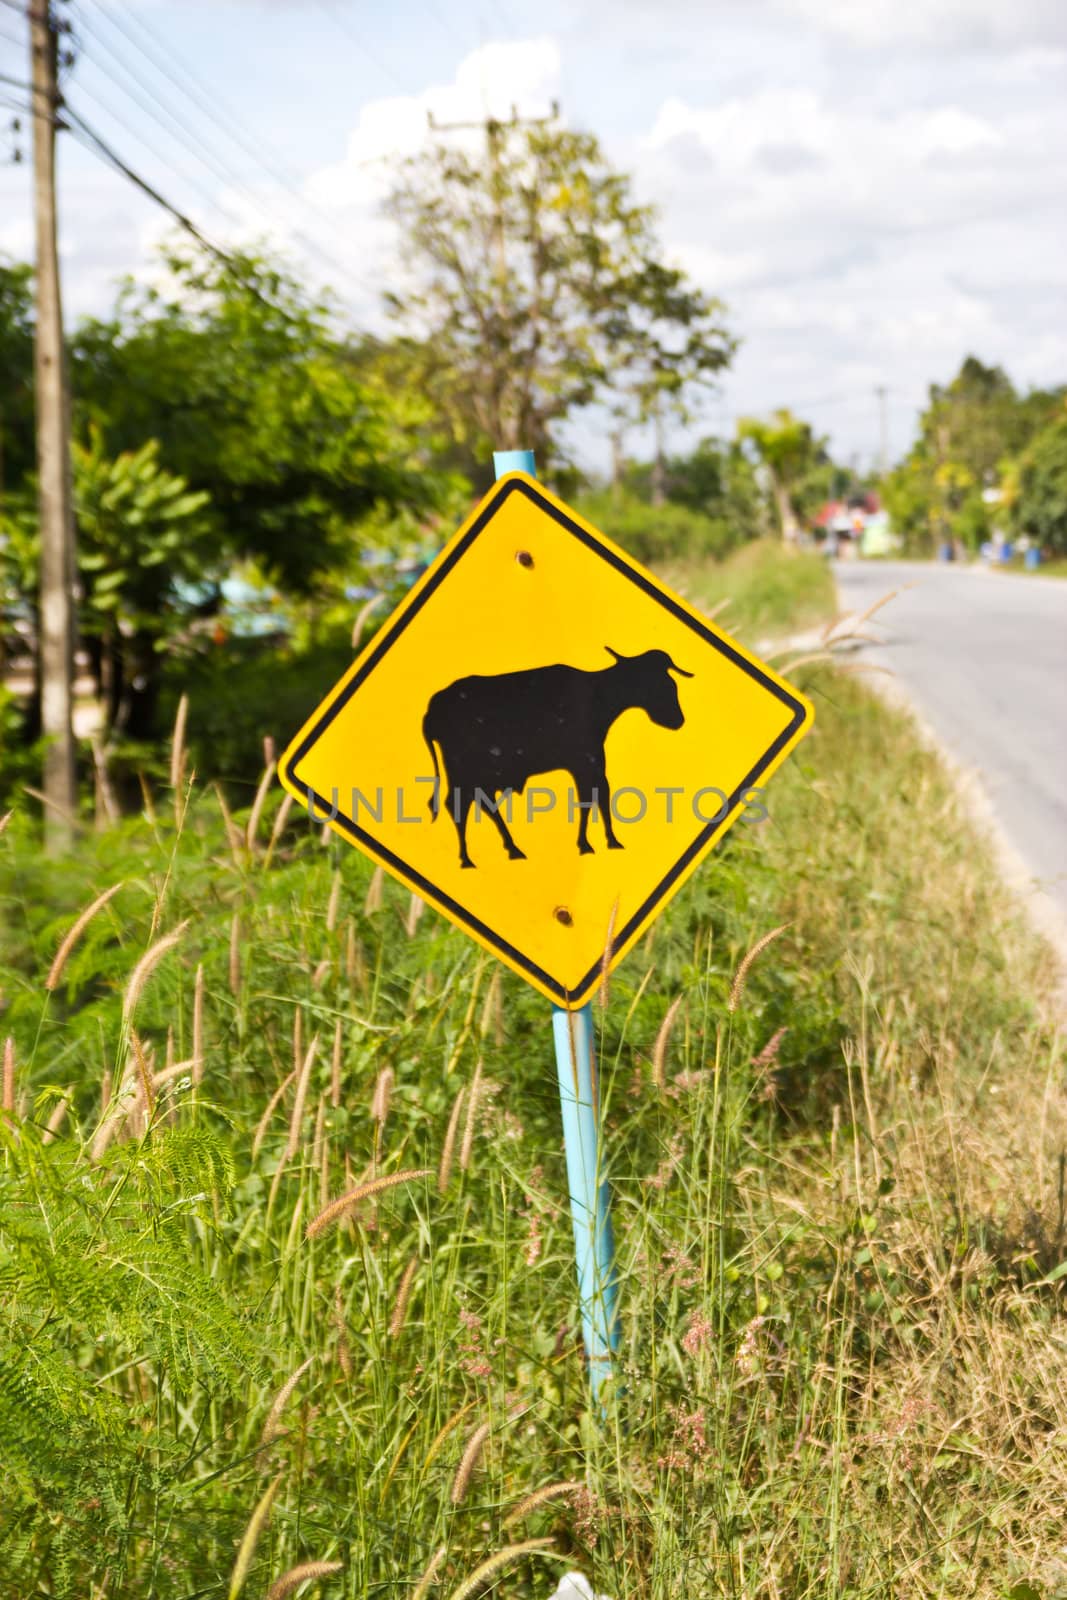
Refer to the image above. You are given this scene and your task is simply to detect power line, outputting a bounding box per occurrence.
[67,0,383,305]
[312,0,411,94]
[63,102,244,275]
[79,0,354,242]
[62,100,386,350]
[63,68,253,235]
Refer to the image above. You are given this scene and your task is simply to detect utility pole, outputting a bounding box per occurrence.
[427,101,560,289]
[875,383,889,477]
[29,0,77,849]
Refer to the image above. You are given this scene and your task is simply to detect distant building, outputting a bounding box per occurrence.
[812,493,888,557]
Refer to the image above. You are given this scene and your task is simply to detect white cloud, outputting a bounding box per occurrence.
[777,0,1067,50]
[306,37,561,211]
[627,59,1067,465]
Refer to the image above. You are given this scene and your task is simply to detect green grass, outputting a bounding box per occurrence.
[991,557,1067,579]
[661,538,837,641]
[0,545,1063,1599]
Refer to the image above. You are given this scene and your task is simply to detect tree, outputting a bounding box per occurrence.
[882,357,1066,554]
[619,434,765,544]
[0,261,36,501]
[73,431,214,739]
[72,245,447,594]
[736,410,828,539]
[1010,412,1067,556]
[384,123,733,470]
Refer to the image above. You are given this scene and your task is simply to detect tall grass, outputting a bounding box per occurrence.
[664,538,836,640]
[0,637,1063,1596]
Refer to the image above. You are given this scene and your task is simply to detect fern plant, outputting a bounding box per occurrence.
[0,1113,262,1596]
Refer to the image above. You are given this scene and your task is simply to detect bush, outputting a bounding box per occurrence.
[158,630,356,799]
[573,490,745,566]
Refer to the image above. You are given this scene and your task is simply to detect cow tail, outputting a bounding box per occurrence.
[422,713,441,819]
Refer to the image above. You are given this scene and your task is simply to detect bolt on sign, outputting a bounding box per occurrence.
[279,472,814,1007]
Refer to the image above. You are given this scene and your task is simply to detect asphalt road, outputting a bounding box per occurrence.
[832,559,1067,931]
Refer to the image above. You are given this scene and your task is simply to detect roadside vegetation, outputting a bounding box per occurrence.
[882,358,1067,558]
[2,538,1063,1599]
[4,98,1067,1600]
[664,538,836,641]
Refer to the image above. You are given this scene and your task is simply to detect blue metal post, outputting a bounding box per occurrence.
[552,1003,620,1403]
[492,447,620,1405]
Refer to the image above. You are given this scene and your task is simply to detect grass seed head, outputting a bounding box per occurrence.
[450,1419,491,1505]
[438,1081,467,1196]
[364,864,384,915]
[245,759,277,851]
[169,693,188,794]
[371,1064,394,1128]
[443,1540,556,1600]
[286,1033,319,1160]
[729,922,791,1013]
[265,1560,343,1600]
[123,922,189,1022]
[410,1545,447,1600]
[388,1254,420,1338]
[261,1355,315,1446]
[330,1019,343,1108]
[1,1035,13,1117]
[228,1472,284,1600]
[460,1060,483,1173]
[652,994,683,1090]
[502,1481,583,1528]
[326,870,342,933]
[305,1169,432,1239]
[45,881,124,992]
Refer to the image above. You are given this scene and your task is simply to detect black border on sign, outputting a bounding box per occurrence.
[282,477,809,1006]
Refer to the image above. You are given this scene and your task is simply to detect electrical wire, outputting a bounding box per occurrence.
[68,0,383,302]
[311,1,411,95]
[81,0,357,236]
[63,100,386,349]
[62,70,255,235]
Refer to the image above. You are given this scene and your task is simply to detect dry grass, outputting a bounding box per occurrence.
[2,583,1064,1599]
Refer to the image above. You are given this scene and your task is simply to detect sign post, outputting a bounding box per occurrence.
[279,449,814,1410]
[493,449,619,1405]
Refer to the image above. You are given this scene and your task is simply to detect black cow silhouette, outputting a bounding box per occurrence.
[422,646,693,868]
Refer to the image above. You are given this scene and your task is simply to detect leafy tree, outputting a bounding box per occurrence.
[385,123,733,469]
[73,431,214,738]
[617,434,766,548]
[0,260,35,501]
[737,410,829,539]
[72,245,450,593]
[1009,412,1067,555]
[883,357,1065,554]
[918,357,1063,488]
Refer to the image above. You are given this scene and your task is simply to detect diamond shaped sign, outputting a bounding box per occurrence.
[279,472,813,1007]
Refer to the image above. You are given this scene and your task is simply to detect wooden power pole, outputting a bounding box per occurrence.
[29,0,77,849]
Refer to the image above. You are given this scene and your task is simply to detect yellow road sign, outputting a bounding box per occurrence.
[279,472,813,1007]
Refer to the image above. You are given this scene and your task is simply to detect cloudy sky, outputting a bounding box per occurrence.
[1,0,1065,473]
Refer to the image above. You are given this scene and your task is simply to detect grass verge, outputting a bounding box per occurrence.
[662,538,836,641]
[0,551,1062,1599]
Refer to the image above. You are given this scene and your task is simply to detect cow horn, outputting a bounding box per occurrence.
[604,645,624,662]
[667,657,694,678]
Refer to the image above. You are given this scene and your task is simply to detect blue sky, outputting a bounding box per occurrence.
[2,0,1065,475]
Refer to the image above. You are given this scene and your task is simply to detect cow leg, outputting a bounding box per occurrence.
[598,769,623,850]
[486,794,526,861]
[453,792,476,869]
[571,774,597,855]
